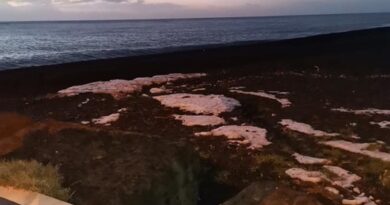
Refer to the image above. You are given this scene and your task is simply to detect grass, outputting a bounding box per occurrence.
[323,147,390,190]
[252,154,293,178]
[357,159,390,189]
[366,143,383,151]
[381,170,390,189]
[0,160,70,201]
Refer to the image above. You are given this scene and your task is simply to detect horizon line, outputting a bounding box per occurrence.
[1,11,389,23]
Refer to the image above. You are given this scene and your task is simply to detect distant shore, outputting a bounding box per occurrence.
[0,27,389,98]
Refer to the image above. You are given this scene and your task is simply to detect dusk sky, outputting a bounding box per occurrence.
[1,0,390,21]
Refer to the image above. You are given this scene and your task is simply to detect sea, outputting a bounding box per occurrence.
[1,13,390,70]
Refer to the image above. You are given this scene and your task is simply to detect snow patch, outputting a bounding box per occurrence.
[279,119,339,137]
[332,108,390,116]
[154,94,240,116]
[78,98,90,107]
[325,186,340,195]
[230,89,291,108]
[285,168,326,183]
[342,196,371,205]
[173,115,225,126]
[292,153,331,165]
[117,108,128,113]
[268,91,290,95]
[58,73,206,99]
[195,125,270,149]
[322,140,390,162]
[92,113,120,126]
[150,87,172,94]
[230,86,246,90]
[370,121,390,129]
[192,88,206,92]
[80,121,90,125]
[324,165,361,188]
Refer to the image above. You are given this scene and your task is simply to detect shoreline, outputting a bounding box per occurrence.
[1,27,390,205]
[0,27,389,97]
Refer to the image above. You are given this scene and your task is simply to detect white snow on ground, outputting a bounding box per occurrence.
[230,86,246,90]
[192,88,206,92]
[195,125,270,149]
[92,113,120,126]
[322,140,390,162]
[154,94,241,116]
[342,196,372,205]
[332,108,390,115]
[286,166,372,204]
[268,91,290,95]
[323,165,361,188]
[325,186,340,195]
[77,98,90,107]
[150,87,172,94]
[117,108,128,113]
[292,153,331,165]
[230,90,291,108]
[173,115,225,126]
[82,108,127,126]
[286,166,361,187]
[287,161,375,204]
[285,168,326,183]
[279,119,339,137]
[80,121,90,125]
[370,121,390,129]
[58,73,206,99]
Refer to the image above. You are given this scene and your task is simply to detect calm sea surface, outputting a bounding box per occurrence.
[1,13,390,70]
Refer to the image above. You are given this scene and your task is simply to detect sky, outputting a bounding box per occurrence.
[0,0,390,21]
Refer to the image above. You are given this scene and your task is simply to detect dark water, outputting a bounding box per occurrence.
[1,13,390,70]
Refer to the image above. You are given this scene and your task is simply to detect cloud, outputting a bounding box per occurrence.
[1,0,390,21]
[50,0,144,4]
[7,0,32,7]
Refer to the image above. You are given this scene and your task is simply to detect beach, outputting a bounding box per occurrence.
[0,27,389,98]
[0,27,390,205]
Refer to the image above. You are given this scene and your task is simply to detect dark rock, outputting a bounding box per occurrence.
[222,181,322,205]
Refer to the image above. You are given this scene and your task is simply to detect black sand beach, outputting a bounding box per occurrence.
[0,27,389,98]
[0,28,390,205]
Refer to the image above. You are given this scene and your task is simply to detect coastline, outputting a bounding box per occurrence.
[0,26,390,205]
[0,27,389,98]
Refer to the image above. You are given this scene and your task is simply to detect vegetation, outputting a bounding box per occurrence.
[0,160,70,201]
[253,154,293,178]
[381,170,390,189]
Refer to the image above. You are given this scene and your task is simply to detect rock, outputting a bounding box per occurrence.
[222,182,323,205]
[221,181,278,205]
